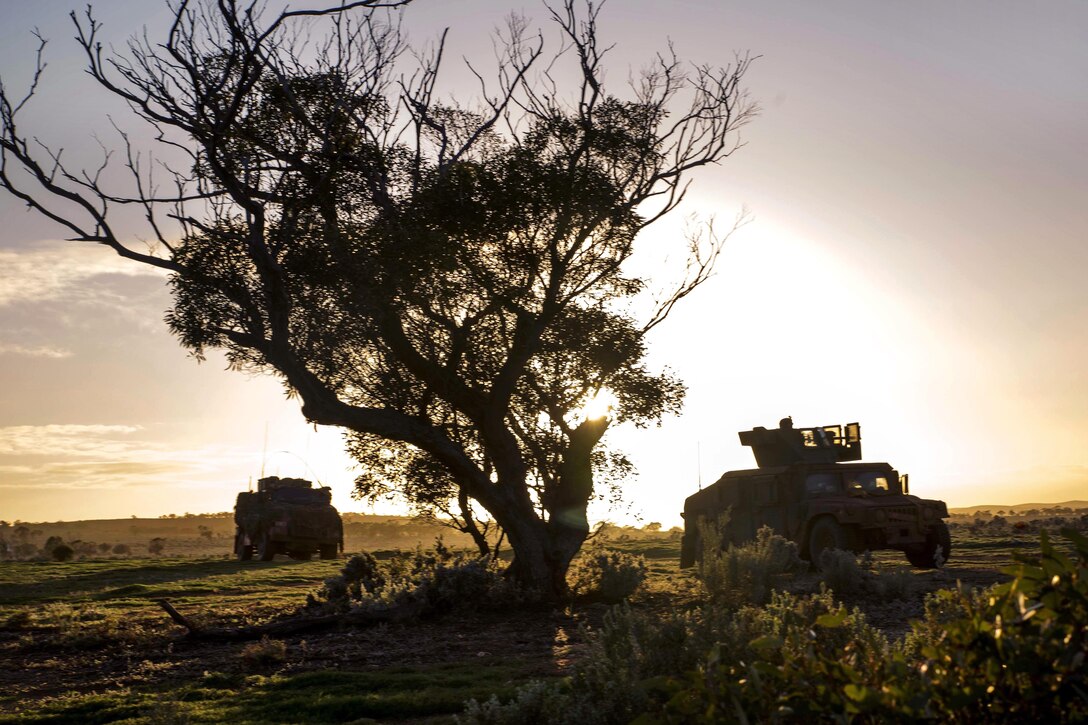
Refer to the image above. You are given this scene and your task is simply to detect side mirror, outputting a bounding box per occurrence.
[900,473,910,494]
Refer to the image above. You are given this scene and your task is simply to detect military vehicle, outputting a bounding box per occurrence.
[680,419,950,569]
[234,476,343,561]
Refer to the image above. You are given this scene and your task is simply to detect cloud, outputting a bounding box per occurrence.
[0,242,166,307]
[0,343,72,358]
[0,460,186,489]
[0,422,261,492]
[0,424,144,456]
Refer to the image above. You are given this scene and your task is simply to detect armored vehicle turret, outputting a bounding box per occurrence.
[680,419,950,570]
[234,476,343,561]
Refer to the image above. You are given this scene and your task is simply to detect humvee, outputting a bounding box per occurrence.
[234,476,344,561]
[680,419,950,569]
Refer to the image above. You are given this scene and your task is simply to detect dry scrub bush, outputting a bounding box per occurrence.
[699,523,805,607]
[569,544,648,603]
[240,635,287,668]
[307,541,524,616]
[468,531,1088,723]
[817,547,865,597]
[462,589,885,725]
[820,549,917,600]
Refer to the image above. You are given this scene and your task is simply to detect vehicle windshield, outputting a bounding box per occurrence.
[844,471,892,495]
[805,473,841,495]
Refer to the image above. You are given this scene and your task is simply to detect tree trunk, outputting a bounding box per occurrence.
[495,417,606,598]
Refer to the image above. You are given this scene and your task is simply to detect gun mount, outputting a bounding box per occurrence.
[738,418,862,468]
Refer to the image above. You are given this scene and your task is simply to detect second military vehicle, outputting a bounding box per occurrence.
[234,476,343,561]
[680,419,950,569]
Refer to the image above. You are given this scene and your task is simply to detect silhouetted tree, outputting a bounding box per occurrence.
[0,0,753,595]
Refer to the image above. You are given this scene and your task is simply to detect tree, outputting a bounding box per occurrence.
[0,0,754,596]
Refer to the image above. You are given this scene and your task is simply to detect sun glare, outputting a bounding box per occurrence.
[579,388,617,421]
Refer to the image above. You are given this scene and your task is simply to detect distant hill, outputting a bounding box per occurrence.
[949,501,1088,515]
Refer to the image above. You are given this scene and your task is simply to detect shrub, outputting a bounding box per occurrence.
[463,590,886,725]
[569,544,648,603]
[699,524,805,607]
[240,636,287,668]
[306,542,524,616]
[817,547,865,597]
[50,544,75,562]
[112,543,131,555]
[651,529,1088,722]
[148,537,166,555]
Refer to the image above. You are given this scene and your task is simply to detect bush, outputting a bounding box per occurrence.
[50,544,75,562]
[148,537,166,555]
[240,636,287,668]
[112,543,131,555]
[699,524,805,607]
[569,544,648,603]
[817,547,865,597]
[652,529,1088,722]
[463,590,886,725]
[307,541,524,616]
[467,530,1088,723]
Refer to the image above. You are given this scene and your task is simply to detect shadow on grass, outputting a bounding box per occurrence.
[0,662,539,724]
[0,558,335,605]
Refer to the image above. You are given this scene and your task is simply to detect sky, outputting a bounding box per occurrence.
[1,0,1086,525]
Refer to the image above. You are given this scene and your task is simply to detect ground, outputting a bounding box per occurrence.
[0,527,1041,724]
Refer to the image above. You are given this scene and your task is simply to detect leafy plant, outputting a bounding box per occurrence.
[569,544,648,603]
[698,524,805,607]
[306,542,524,616]
[817,547,866,597]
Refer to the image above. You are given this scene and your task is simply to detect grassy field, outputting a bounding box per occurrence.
[0,524,1065,724]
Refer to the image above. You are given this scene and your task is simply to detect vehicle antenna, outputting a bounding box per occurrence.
[697,441,702,490]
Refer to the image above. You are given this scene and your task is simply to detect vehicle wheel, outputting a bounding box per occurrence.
[319,545,338,560]
[235,533,253,561]
[807,517,848,565]
[288,551,312,561]
[906,521,952,569]
[256,533,276,561]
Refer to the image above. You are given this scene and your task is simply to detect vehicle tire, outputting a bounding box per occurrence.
[906,521,952,569]
[256,533,276,561]
[807,517,848,565]
[319,545,338,560]
[235,532,253,561]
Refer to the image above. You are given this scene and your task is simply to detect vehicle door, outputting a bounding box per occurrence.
[749,475,785,536]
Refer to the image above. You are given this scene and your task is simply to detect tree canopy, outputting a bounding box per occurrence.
[0,0,754,594]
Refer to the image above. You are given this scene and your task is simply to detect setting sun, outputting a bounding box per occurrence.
[578,388,617,421]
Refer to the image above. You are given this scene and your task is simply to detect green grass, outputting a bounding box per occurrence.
[0,661,537,724]
[0,557,345,607]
